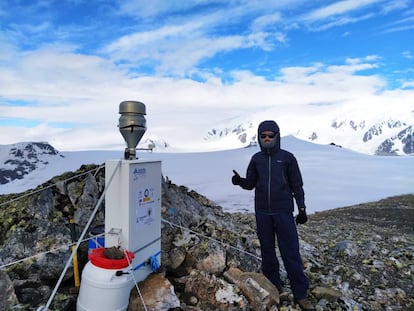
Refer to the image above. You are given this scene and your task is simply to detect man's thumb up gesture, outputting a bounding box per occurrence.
[232,170,241,185]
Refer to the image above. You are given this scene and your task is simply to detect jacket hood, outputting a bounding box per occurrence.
[258,120,280,152]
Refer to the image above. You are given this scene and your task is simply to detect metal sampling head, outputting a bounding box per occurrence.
[118,101,146,159]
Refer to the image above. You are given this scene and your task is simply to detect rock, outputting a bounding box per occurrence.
[167,247,186,270]
[195,243,226,275]
[0,270,18,310]
[183,269,248,310]
[311,286,342,302]
[103,246,124,259]
[330,240,358,257]
[128,273,180,311]
[29,188,55,220]
[224,267,280,310]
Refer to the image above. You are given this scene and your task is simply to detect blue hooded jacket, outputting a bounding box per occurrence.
[239,120,305,213]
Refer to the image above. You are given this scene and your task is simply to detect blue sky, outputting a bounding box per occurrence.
[0,0,413,151]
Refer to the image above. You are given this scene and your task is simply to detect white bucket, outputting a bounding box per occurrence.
[77,249,135,311]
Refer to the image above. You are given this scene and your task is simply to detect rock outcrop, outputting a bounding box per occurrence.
[0,164,413,310]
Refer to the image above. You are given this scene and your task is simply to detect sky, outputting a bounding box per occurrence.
[1,137,413,214]
[0,0,414,151]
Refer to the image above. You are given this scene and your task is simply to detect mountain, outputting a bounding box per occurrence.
[376,125,414,155]
[204,116,413,156]
[199,98,414,156]
[0,142,63,185]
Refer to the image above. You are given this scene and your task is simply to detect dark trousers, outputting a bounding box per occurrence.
[255,212,309,299]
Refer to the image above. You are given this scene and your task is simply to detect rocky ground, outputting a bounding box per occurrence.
[0,165,413,310]
[297,194,414,310]
[159,184,414,311]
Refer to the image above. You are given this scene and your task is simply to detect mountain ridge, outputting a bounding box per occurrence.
[0,142,63,185]
[204,115,413,156]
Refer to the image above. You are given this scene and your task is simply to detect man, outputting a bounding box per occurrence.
[231,120,315,311]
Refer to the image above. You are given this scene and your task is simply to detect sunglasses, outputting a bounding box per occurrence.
[260,133,276,139]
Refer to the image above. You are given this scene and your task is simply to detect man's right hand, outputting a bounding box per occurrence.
[232,170,241,185]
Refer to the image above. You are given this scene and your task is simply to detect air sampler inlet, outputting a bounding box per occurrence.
[118,101,146,160]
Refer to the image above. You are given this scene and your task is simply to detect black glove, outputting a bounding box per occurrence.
[232,170,241,185]
[295,207,308,224]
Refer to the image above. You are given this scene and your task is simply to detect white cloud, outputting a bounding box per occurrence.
[11,21,51,34]
[307,13,374,31]
[1,42,400,151]
[401,80,414,88]
[380,0,410,14]
[251,13,282,32]
[105,23,201,53]
[298,0,412,31]
[402,50,413,59]
[102,1,304,75]
[303,0,382,22]
[118,0,209,19]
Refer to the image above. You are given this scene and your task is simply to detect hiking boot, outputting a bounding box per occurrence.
[294,298,315,311]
